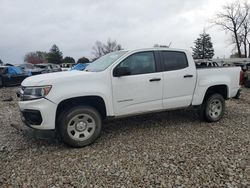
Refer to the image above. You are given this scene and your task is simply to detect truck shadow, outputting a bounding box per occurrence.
[102,108,200,133]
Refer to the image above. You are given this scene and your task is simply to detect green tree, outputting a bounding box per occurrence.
[77,57,89,64]
[47,44,63,64]
[36,51,48,60]
[192,32,214,59]
[63,56,75,64]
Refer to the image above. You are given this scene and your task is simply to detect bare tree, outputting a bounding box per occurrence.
[92,41,105,59]
[239,2,250,57]
[24,51,48,64]
[92,39,122,59]
[213,1,249,57]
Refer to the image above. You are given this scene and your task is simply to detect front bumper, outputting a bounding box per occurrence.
[21,109,43,127]
[18,98,57,130]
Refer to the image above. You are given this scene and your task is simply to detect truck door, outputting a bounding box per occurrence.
[111,51,163,116]
[160,51,197,109]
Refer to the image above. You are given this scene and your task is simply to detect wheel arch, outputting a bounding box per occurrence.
[202,84,228,104]
[55,95,107,126]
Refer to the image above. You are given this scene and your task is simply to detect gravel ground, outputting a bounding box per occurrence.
[0,87,249,187]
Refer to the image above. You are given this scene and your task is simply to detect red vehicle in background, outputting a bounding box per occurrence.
[240,70,245,85]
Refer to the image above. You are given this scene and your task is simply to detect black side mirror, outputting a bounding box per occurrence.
[113,67,131,77]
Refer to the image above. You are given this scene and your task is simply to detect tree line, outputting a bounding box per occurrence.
[24,39,122,65]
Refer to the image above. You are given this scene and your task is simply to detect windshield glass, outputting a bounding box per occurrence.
[85,51,127,72]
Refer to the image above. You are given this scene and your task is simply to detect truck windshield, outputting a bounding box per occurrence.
[85,51,127,72]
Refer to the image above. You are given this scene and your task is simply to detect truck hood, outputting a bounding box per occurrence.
[22,71,93,86]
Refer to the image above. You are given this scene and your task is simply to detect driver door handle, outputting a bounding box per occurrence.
[149,78,161,82]
[183,74,193,78]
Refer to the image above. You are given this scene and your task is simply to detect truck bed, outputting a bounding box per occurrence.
[191,66,241,105]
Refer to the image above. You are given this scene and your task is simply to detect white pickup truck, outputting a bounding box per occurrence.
[18,48,241,147]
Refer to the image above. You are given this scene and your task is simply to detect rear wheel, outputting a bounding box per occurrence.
[244,80,250,88]
[0,77,3,88]
[58,106,102,147]
[199,93,225,122]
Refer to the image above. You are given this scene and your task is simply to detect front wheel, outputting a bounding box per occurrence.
[58,106,102,147]
[200,94,225,122]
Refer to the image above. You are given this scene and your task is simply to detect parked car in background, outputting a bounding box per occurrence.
[245,74,250,88]
[233,62,249,71]
[61,67,71,71]
[61,63,75,69]
[18,63,43,75]
[35,63,62,73]
[71,63,90,71]
[230,62,250,87]
[50,64,62,72]
[194,60,219,68]
[0,66,29,87]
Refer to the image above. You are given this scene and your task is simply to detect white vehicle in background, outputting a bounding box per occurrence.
[35,63,62,73]
[17,48,241,147]
[17,63,44,75]
[61,67,71,71]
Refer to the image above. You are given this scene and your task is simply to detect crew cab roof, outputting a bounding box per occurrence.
[127,47,189,54]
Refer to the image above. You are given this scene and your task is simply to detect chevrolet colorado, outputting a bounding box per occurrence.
[18,48,241,147]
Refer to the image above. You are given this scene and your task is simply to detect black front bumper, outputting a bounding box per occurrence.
[21,109,43,127]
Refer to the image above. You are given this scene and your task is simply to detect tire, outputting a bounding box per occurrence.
[233,90,241,99]
[58,106,102,147]
[244,80,250,88]
[0,77,3,88]
[199,94,225,122]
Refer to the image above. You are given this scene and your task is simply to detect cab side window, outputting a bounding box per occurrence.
[161,51,188,71]
[118,52,156,75]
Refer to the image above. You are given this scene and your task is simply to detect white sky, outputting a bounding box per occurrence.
[0,0,238,63]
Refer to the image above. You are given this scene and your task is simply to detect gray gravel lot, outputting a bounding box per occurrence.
[0,87,249,187]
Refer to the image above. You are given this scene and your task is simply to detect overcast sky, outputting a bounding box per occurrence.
[0,0,236,64]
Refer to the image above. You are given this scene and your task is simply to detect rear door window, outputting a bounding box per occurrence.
[161,51,188,71]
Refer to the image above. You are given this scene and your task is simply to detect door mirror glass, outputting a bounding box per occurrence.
[113,67,131,77]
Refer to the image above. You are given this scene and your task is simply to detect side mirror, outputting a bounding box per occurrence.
[113,67,131,77]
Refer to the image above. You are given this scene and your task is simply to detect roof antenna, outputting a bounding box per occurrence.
[154,42,172,48]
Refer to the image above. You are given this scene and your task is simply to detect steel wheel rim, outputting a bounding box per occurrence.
[67,113,96,141]
[208,99,222,119]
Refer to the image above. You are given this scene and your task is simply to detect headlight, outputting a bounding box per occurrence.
[21,85,52,100]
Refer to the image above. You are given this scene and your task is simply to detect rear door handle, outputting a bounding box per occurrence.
[149,78,161,82]
[183,75,193,78]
